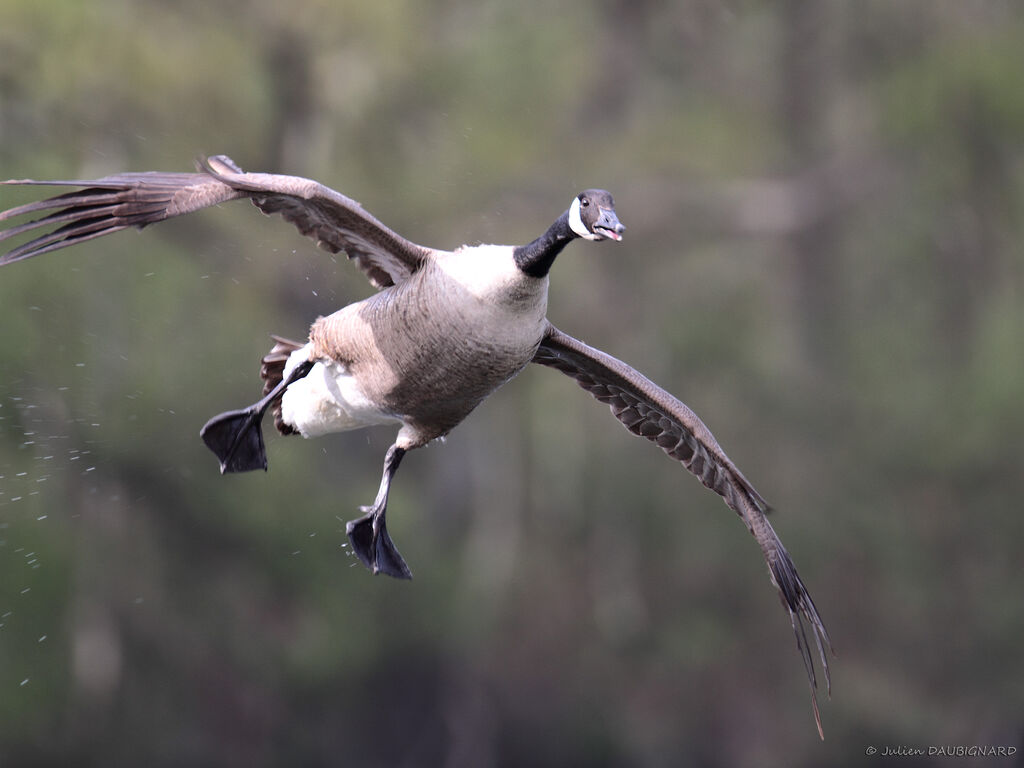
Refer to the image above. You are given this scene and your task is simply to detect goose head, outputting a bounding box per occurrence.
[512,188,626,278]
[568,189,625,242]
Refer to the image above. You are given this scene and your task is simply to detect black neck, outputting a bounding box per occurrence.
[513,210,576,278]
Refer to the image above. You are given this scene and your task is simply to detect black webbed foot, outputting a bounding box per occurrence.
[344,444,411,579]
[200,359,314,474]
[200,407,267,473]
[346,507,412,580]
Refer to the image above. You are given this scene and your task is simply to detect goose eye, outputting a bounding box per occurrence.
[580,197,589,208]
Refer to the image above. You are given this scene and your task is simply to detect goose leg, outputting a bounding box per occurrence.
[200,360,314,474]
[346,444,412,579]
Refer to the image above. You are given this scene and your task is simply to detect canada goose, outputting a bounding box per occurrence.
[1,155,831,734]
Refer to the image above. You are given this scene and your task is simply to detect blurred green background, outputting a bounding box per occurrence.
[1,1,1022,765]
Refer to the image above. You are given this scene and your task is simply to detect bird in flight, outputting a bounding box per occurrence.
[1,155,832,735]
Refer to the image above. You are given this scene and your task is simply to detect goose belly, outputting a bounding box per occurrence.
[280,359,400,438]
[370,322,542,445]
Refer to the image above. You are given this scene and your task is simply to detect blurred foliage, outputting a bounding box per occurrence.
[2,0,1023,766]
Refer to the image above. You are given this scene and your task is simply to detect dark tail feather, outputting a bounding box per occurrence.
[260,335,305,436]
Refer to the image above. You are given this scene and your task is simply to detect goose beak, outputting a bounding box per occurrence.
[594,208,625,241]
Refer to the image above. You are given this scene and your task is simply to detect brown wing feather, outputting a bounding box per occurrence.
[197,157,430,288]
[0,172,239,264]
[532,322,833,737]
[1,155,431,288]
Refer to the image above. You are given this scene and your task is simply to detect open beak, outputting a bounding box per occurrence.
[594,208,625,241]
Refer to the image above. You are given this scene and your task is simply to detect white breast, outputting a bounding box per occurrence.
[435,245,524,299]
[433,244,549,345]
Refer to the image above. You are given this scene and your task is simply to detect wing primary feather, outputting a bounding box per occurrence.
[0,202,122,242]
[0,189,125,223]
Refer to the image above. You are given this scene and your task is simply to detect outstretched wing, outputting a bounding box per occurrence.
[0,155,431,288]
[532,322,833,737]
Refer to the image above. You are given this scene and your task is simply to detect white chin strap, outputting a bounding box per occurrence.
[569,196,600,240]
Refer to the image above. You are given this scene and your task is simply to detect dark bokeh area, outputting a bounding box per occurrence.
[2,2,1023,765]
